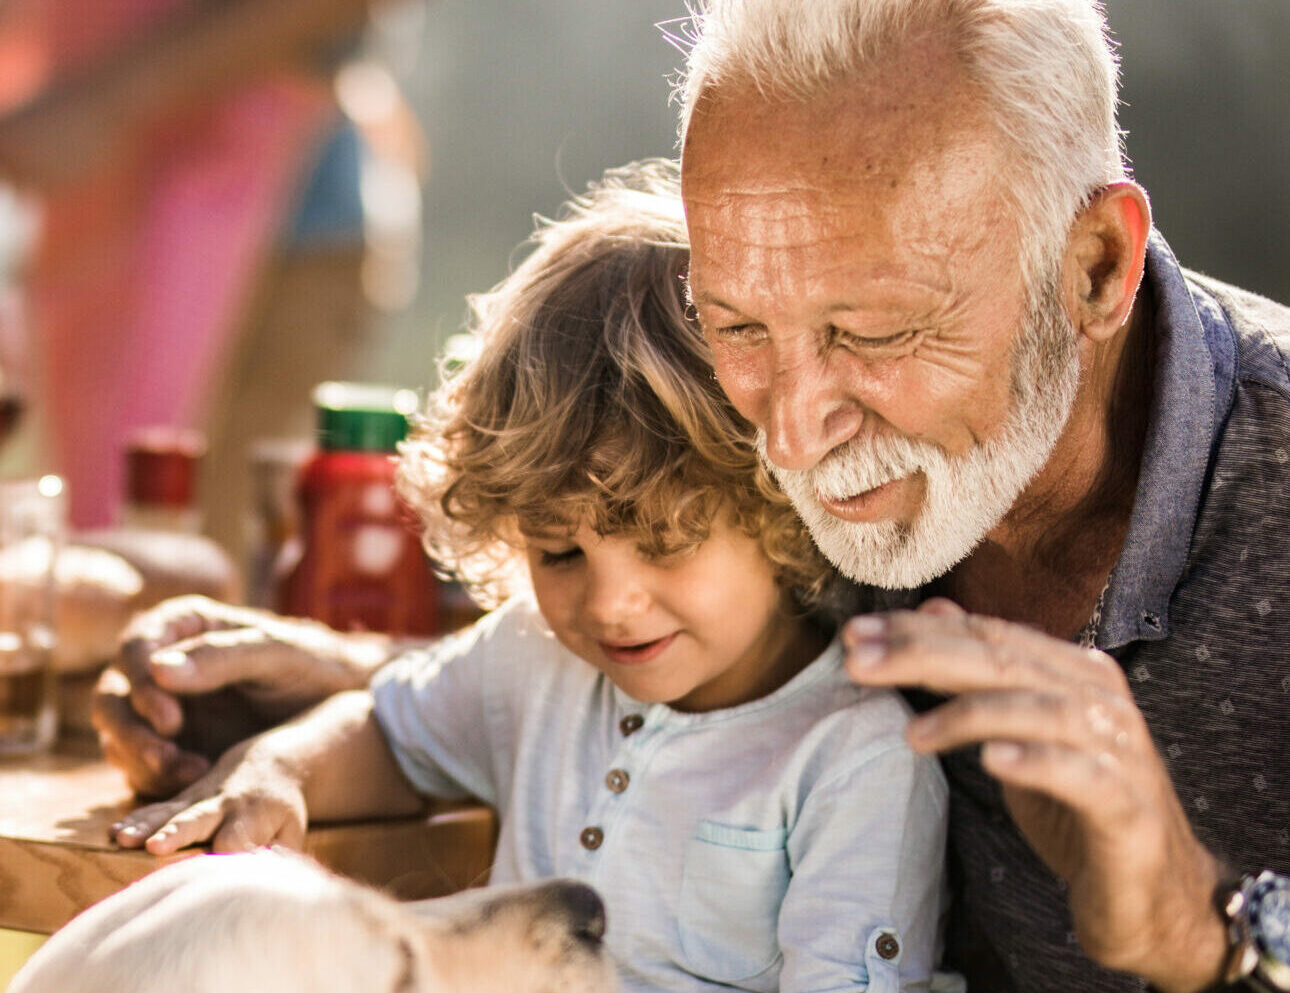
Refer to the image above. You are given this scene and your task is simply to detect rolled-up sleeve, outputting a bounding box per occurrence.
[778,738,949,992]
[370,615,507,804]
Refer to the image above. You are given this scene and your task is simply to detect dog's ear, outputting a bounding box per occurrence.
[392,935,420,993]
[334,883,433,993]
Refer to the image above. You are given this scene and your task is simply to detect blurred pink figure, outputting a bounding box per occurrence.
[0,0,353,527]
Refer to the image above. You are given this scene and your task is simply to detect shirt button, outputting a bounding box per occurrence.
[619,714,644,736]
[580,826,604,850]
[605,769,630,793]
[876,932,900,960]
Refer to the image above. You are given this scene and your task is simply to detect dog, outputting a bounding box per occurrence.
[8,850,617,993]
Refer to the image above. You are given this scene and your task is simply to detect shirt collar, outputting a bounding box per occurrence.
[608,635,844,727]
[1097,230,1238,648]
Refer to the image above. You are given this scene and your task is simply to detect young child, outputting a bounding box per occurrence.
[116,159,949,992]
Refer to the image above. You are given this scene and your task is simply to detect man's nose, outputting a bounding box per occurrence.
[763,346,862,471]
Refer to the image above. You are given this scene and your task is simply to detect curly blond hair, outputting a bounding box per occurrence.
[396,159,835,609]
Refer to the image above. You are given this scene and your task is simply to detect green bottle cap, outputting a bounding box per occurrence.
[312,382,420,452]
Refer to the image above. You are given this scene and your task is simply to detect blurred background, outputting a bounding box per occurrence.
[360,0,685,386]
[0,0,1286,556]
[1110,0,1290,308]
[364,0,1290,382]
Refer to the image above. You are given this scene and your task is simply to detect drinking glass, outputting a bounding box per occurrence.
[0,183,34,450]
[0,475,64,755]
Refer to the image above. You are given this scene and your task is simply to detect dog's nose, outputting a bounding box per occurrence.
[544,880,607,943]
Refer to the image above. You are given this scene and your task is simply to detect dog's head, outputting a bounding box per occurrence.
[406,880,613,993]
[9,851,617,993]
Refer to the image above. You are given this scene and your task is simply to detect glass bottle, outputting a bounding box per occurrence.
[122,427,206,534]
[275,382,438,635]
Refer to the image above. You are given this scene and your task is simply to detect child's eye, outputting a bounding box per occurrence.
[538,547,583,567]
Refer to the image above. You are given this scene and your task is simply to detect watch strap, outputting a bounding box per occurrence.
[1217,878,1261,987]
[1208,873,1290,993]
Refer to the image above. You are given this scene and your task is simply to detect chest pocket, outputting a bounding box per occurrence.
[677,820,789,990]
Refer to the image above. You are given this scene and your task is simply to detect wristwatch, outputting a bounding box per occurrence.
[1216,871,1290,992]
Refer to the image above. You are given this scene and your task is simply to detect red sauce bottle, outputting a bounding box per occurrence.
[276,383,439,635]
[123,427,206,534]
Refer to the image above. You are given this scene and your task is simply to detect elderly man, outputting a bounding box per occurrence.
[677,1,1290,991]
[94,1,1289,990]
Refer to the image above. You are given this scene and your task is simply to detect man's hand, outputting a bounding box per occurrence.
[843,598,1229,993]
[92,596,391,798]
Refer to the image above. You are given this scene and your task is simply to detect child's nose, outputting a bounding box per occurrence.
[581,567,651,626]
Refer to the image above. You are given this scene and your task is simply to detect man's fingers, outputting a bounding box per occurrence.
[98,596,272,801]
[148,628,282,694]
[129,680,184,738]
[116,596,253,683]
[99,739,152,798]
[114,637,183,736]
[844,609,1128,695]
[94,676,177,774]
[97,658,182,739]
[116,598,220,674]
[980,740,1139,823]
[119,595,243,645]
[93,679,211,797]
[915,596,965,618]
[906,687,1143,757]
[845,621,1068,694]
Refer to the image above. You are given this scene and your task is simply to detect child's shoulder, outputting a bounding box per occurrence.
[774,646,944,795]
[785,637,916,735]
[377,594,579,688]
[813,679,920,758]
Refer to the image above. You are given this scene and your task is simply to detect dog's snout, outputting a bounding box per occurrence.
[544,881,606,943]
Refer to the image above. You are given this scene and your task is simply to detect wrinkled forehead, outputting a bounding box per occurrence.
[681,71,1013,310]
[683,60,1001,210]
[683,34,989,178]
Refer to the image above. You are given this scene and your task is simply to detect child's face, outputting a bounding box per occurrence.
[523,515,814,712]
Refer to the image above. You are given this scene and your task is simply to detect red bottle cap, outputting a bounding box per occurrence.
[125,427,205,508]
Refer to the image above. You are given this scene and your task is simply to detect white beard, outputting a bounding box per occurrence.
[763,272,1082,590]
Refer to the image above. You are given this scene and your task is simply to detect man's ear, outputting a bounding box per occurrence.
[1062,181,1151,343]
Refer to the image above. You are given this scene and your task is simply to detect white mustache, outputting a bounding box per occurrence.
[757,430,935,502]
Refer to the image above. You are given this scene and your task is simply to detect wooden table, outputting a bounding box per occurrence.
[0,734,498,935]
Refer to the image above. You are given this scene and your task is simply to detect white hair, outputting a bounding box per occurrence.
[670,0,1130,278]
